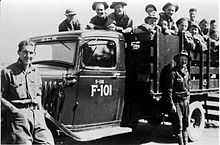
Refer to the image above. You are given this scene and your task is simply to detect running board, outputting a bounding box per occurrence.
[45,112,131,141]
[71,126,132,141]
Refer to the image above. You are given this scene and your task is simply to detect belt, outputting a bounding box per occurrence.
[13,103,39,110]
[173,91,189,102]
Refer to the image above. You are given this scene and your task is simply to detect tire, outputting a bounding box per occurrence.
[188,101,205,142]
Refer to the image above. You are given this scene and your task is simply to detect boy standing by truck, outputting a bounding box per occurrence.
[167,51,191,145]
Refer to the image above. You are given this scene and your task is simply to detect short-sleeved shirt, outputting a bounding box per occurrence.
[1,59,42,102]
[108,12,133,29]
[89,15,113,30]
[167,67,190,103]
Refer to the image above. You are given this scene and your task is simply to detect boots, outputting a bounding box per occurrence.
[177,133,184,145]
[183,130,188,145]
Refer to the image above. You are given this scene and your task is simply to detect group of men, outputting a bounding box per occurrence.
[58,1,218,44]
[1,1,218,145]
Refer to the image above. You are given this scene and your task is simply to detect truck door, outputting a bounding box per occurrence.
[74,38,125,126]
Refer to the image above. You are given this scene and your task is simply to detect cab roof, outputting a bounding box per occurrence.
[30,30,125,43]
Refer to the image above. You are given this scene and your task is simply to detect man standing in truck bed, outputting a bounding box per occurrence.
[58,9,81,32]
[1,40,54,144]
[166,51,191,145]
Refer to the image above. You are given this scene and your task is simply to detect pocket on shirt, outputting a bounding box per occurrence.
[10,80,26,98]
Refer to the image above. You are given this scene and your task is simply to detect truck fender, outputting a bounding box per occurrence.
[45,111,81,141]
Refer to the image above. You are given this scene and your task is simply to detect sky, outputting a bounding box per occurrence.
[0,0,219,65]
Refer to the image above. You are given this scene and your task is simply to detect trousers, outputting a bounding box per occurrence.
[170,99,189,134]
[4,108,54,145]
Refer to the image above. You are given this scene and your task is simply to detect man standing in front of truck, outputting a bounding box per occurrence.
[1,40,54,144]
[166,51,191,145]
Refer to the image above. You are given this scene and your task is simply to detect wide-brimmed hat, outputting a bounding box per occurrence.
[162,2,179,12]
[64,9,77,16]
[110,1,127,9]
[92,2,109,10]
[145,4,157,12]
[173,51,189,62]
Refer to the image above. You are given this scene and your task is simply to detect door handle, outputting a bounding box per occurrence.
[112,73,120,79]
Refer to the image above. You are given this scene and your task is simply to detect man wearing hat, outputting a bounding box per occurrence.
[134,13,160,41]
[145,4,157,16]
[176,17,195,53]
[58,9,81,32]
[87,2,114,30]
[108,1,133,33]
[1,40,54,144]
[166,51,191,145]
[189,23,207,53]
[158,2,179,35]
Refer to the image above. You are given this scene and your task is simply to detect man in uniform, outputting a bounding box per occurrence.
[58,9,81,32]
[108,1,133,33]
[166,51,191,145]
[1,40,54,144]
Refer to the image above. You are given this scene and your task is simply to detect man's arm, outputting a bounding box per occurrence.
[1,97,17,112]
[1,69,17,112]
[167,71,176,112]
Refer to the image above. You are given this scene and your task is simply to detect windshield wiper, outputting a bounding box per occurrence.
[59,41,72,50]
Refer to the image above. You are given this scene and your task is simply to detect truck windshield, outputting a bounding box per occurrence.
[34,41,77,64]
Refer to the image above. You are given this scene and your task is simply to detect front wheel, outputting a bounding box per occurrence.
[188,101,205,142]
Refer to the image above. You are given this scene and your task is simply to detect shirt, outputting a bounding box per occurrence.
[58,18,81,32]
[89,15,114,30]
[1,59,42,102]
[167,66,190,104]
[108,12,133,29]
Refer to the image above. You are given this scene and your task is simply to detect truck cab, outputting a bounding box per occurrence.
[31,30,131,141]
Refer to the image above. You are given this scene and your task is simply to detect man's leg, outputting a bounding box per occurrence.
[7,109,33,144]
[182,100,190,145]
[175,103,184,145]
[33,110,54,145]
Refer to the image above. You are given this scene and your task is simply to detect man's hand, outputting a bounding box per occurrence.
[122,27,132,33]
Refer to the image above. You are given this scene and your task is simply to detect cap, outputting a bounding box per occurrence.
[145,4,157,12]
[162,2,179,12]
[64,9,77,16]
[173,50,189,62]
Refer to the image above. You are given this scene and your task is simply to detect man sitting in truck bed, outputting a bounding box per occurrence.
[108,1,133,34]
[86,2,114,30]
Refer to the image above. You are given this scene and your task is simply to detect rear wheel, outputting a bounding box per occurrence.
[188,101,205,142]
